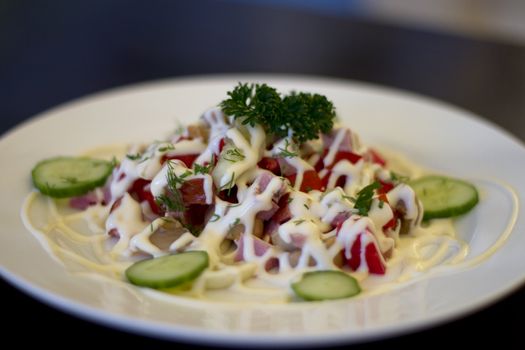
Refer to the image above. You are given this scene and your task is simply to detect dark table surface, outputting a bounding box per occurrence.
[1,0,523,348]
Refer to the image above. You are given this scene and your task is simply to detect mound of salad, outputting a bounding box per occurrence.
[29,83,478,302]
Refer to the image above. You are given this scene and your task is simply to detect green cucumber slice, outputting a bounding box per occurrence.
[125,251,209,289]
[410,175,479,220]
[291,270,361,301]
[32,156,113,198]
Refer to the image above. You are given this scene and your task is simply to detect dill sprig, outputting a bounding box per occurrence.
[126,153,142,161]
[155,161,190,213]
[220,83,336,144]
[193,162,213,175]
[223,147,245,162]
[278,139,298,158]
[390,171,410,184]
[219,172,236,196]
[157,143,175,152]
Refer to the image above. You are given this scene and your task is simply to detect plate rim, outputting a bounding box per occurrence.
[2,74,525,346]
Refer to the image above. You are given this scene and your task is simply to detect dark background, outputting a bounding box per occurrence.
[1,0,523,348]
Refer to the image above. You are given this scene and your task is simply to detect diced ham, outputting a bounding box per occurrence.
[180,178,208,205]
[69,192,98,210]
[257,201,279,221]
[322,128,355,153]
[234,234,273,261]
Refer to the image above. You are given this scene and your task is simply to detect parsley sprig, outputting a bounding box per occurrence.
[353,181,381,216]
[220,83,336,143]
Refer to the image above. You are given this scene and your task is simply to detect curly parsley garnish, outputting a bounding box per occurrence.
[220,83,336,143]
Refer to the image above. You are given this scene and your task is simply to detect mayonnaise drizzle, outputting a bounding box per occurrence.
[20,108,497,304]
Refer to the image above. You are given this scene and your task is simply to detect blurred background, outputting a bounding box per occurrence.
[1,0,523,348]
[1,0,524,137]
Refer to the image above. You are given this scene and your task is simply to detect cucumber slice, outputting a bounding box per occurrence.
[125,251,209,289]
[31,156,113,198]
[410,175,479,220]
[291,270,361,301]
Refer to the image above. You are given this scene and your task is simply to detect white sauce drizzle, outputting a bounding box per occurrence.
[20,116,503,305]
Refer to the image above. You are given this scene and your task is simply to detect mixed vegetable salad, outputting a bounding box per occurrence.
[30,83,478,301]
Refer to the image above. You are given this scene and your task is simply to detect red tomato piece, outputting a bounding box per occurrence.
[377,180,394,194]
[368,148,386,166]
[257,157,281,175]
[383,217,398,231]
[286,170,324,192]
[332,151,362,166]
[347,233,362,271]
[315,150,363,171]
[341,231,387,275]
[365,242,386,274]
[128,178,162,215]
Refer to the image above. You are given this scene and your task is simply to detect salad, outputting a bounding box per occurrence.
[27,83,478,302]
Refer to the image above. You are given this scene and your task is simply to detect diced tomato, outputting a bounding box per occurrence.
[320,172,346,190]
[315,150,362,171]
[161,154,199,167]
[333,151,362,166]
[128,179,162,215]
[314,153,324,172]
[286,170,324,192]
[257,157,281,175]
[368,149,386,166]
[347,233,362,271]
[180,178,209,205]
[377,180,394,194]
[365,242,386,274]
[383,217,398,231]
[341,231,387,275]
[218,138,226,153]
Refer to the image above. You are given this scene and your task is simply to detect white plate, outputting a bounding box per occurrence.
[1,75,524,347]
